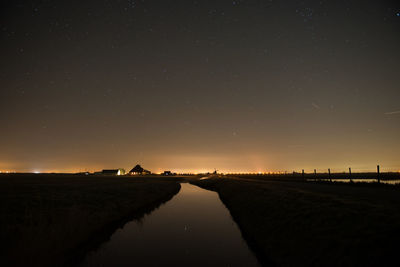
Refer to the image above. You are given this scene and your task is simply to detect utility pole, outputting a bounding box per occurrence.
[377,165,380,183]
[349,167,352,182]
[328,168,331,182]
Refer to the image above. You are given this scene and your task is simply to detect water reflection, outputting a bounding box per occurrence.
[82,183,259,267]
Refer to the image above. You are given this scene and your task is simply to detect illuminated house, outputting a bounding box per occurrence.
[101,169,126,176]
[129,164,151,175]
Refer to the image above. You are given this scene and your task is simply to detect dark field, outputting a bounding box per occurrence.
[0,174,181,267]
[192,176,400,266]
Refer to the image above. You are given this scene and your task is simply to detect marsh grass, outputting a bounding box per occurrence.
[0,174,181,267]
[192,177,400,266]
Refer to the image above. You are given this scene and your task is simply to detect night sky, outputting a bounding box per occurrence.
[1,0,400,173]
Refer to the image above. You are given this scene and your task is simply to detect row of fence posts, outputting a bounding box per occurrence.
[299,165,381,183]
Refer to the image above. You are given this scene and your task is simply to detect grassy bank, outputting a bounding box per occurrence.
[0,174,181,267]
[192,177,400,266]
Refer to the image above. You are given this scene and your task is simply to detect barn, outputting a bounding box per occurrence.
[129,164,151,175]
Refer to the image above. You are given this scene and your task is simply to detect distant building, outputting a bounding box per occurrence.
[162,171,176,176]
[101,169,125,176]
[129,164,151,175]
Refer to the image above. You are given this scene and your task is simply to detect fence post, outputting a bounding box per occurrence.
[377,165,380,183]
[328,168,331,182]
[349,167,352,182]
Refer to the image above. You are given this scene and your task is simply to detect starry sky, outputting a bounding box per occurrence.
[1,0,400,173]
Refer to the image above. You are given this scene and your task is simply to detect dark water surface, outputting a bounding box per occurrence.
[82,183,259,266]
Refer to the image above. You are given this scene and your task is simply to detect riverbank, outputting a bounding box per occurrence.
[191,177,400,266]
[0,174,181,267]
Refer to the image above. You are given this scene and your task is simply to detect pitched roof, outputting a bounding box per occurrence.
[129,164,144,173]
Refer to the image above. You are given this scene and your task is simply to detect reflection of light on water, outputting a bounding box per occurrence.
[381,180,400,185]
[82,183,259,266]
[199,177,209,180]
[307,179,400,185]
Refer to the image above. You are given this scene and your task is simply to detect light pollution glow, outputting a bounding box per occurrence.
[2,152,400,174]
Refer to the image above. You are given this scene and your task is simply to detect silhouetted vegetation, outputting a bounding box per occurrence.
[224,171,400,183]
[192,177,400,266]
[0,174,181,267]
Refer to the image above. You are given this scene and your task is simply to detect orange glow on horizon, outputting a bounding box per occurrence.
[2,165,400,175]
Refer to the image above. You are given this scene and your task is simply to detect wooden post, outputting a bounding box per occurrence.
[377,165,380,183]
[328,168,331,182]
[302,169,305,180]
[349,167,352,182]
[314,169,317,181]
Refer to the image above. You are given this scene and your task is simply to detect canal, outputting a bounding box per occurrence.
[82,183,260,266]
